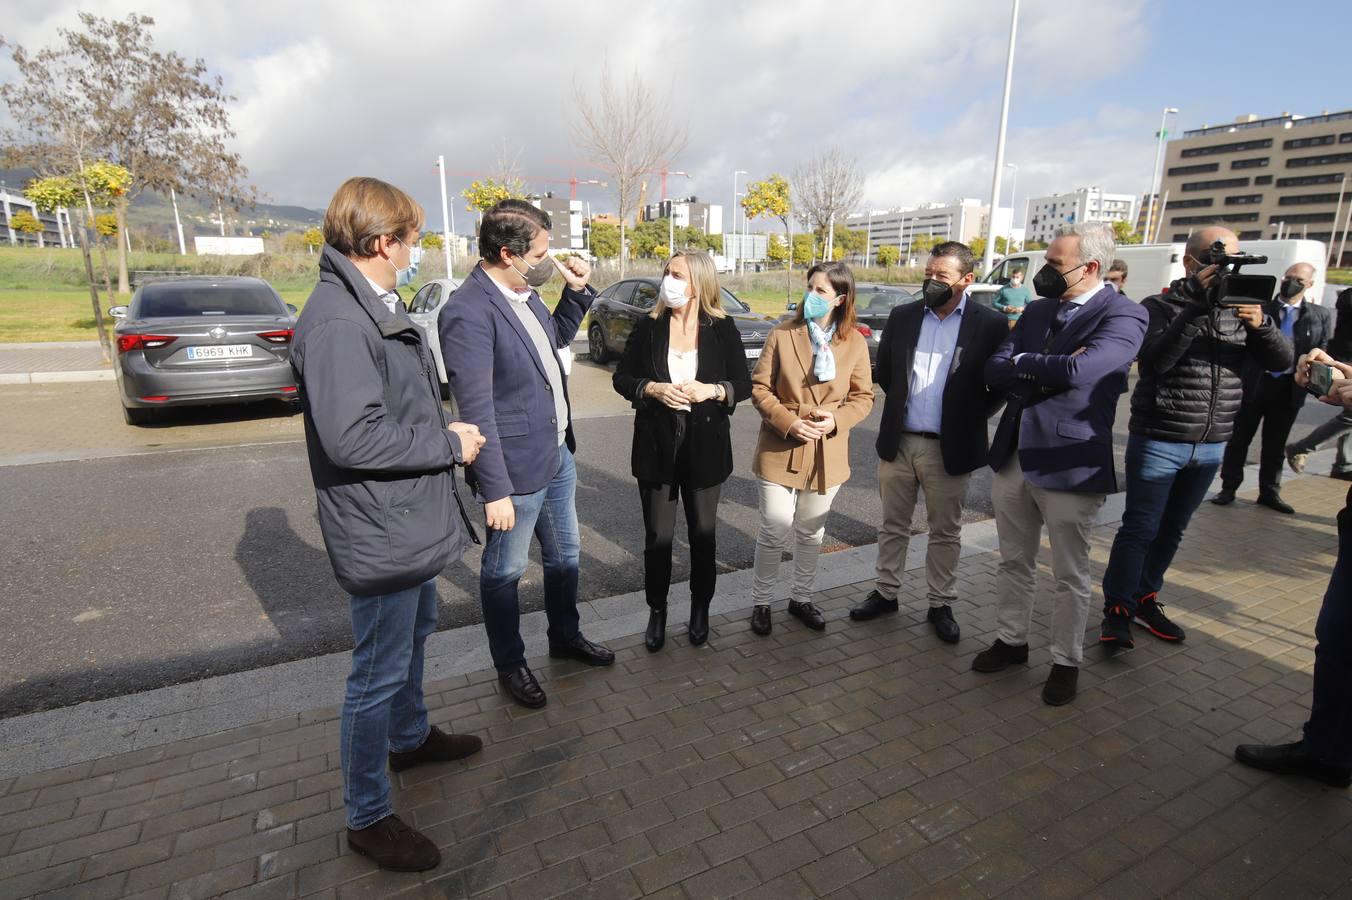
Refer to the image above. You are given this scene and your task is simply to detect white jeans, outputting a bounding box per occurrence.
[991,456,1105,667]
[751,479,841,606]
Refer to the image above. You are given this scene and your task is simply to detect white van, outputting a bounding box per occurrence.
[972,239,1328,306]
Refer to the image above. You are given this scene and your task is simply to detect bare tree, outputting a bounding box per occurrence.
[792,147,863,260]
[2,13,255,296]
[572,65,686,276]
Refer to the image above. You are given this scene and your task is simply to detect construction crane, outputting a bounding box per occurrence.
[443,169,606,200]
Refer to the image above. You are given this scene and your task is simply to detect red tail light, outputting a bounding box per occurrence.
[281,386,298,393]
[856,324,873,338]
[117,334,177,353]
[258,329,294,344]
[138,396,169,402]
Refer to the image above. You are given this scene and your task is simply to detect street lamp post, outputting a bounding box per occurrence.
[1143,106,1179,246]
[981,0,1020,276]
[732,170,747,274]
[436,156,453,278]
[864,209,873,267]
[1004,163,1017,255]
[1329,174,1347,268]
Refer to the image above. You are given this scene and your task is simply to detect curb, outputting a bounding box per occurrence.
[0,370,115,385]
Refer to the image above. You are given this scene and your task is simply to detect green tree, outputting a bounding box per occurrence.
[766,233,788,264]
[1112,219,1142,245]
[654,244,671,259]
[875,245,899,269]
[420,232,444,251]
[9,209,44,245]
[94,212,118,236]
[791,233,815,266]
[743,174,795,298]
[589,222,621,259]
[1023,239,1047,251]
[910,233,939,257]
[835,226,866,259]
[301,227,323,253]
[1,13,255,297]
[25,173,112,356]
[462,178,526,213]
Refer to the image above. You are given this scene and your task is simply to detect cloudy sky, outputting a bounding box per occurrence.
[3,0,1349,232]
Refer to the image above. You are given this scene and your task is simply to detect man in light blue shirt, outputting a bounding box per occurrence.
[853,242,1011,644]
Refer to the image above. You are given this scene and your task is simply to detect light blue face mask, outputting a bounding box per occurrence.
[802,289,833,321]
[391,240,422,289]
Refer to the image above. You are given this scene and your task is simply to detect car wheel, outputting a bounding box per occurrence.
[588,325,610,363]
[122,404,156,426]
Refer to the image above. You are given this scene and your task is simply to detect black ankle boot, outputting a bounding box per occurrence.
[688,600,710,646]
[645,607,667,652]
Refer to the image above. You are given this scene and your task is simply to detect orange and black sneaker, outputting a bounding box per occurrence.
[1099,604,1134,649]
[1133,593,1186,642]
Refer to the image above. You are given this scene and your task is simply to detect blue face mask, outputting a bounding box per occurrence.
[390,239,422,289]
[802,290,833,321]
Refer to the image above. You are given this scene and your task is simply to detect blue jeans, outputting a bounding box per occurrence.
[479,444,581,670]
[1101,435,1226,617]
[341,578,437,829]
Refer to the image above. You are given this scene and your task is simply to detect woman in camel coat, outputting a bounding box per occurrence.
[748,261,874,636]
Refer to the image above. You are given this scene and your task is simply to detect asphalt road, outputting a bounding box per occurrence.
[0,358,1336,716]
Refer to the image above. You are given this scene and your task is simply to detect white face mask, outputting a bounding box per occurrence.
[661,275,691,309]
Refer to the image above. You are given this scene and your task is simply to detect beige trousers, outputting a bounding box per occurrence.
[751,479,842,606]
[874,434,972,607]
[990,455,1105,667]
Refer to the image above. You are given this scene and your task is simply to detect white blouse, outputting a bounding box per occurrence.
[668,347,698,412]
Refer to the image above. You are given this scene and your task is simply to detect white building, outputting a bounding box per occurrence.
[642,198,723,235]
[0,189,74,248]
[1023,187,1138,245]
[843,199,1011,260]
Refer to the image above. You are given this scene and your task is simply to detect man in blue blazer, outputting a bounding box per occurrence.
[440,200,614,709]
[973,223,1148,706]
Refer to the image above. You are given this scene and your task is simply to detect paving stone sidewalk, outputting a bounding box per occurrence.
[0,342,109,381]
[2,475,1350,899]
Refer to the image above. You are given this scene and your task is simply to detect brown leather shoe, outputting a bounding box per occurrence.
[389,725,483,773]
[347,814,440,871]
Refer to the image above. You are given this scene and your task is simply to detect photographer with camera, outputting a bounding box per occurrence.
[1214,262,1331,513]
[1099,227,1292,649]
[1235,347,1352,787]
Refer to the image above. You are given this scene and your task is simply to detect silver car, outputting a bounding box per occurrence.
[110,276,298,426]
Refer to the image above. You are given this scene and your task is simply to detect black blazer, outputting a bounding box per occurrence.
[1242,297,1333,407]
[875,297,1009,475]
[612,312,751,488]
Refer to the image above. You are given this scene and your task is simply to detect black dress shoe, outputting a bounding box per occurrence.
[549,633,616,666]
[645,608,667,653]
[1256,491,1295,515]
[347,815,440,872]
[1042,664,1079,706]
[688,600,710,646]
[787,599,826,631]
[1234,740,1352,788]
[750,605,772,636]
[850,590,899,621]
[389,726,483,772]
[972,638,1029,673]
[1210,489,1236,506]
[498,665,547,709]
[927,604,960,643]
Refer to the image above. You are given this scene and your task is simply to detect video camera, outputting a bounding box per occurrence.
[1194,240,1276,308]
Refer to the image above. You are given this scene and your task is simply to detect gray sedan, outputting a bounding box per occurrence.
[110,276,298,426]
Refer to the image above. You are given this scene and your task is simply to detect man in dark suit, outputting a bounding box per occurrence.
[440,200,614,710]
[974,223,1149,706]
[851,241,1008,643]
[1216,261,1331,513]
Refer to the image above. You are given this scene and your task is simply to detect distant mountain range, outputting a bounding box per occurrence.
[0,168,323,236]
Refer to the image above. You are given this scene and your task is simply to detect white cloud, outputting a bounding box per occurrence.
[2,0,1161,225]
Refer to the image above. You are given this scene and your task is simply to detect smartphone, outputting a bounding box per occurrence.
[1307,361,1335,398]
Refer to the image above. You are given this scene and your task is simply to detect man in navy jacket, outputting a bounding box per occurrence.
[973,223,1148,706]
[440,200,614,709]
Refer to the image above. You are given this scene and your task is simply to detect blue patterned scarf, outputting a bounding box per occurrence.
[806,320,837,382]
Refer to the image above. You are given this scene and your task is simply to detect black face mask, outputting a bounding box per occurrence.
[921,278,954,308]
[1280,278,1305,300]
[1033,262,1086,299]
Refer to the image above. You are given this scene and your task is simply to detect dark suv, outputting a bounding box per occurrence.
[586,277,777,369]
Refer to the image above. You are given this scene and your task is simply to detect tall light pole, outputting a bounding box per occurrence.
[1004,163,1017,255]
[1329,174,1347,268]
[435,156,454,278]
[732,170,747,273]
[1143,106,1179,246]
[169,187,186,255]
[981,0,1020,276]
[865,209,873,267]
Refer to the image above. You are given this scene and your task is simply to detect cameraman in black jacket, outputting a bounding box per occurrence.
[1098,227,1293,649]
